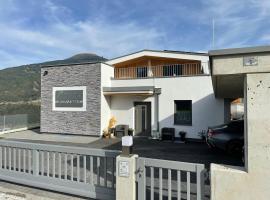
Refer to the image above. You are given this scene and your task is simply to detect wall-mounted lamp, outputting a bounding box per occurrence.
[43,71,48,76]
[121,136,133,156]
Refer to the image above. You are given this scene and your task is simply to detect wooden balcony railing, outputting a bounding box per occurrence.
[114,63,206,79]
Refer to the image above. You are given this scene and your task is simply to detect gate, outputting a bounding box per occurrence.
[136,157,206,200]
[0,140,120,200]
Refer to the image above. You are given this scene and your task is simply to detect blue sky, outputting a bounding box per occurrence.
[0,0,270,69]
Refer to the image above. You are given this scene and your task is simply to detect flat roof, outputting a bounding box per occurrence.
[209,45,270,56]
[103,86,156,95]
[41,61,106,68]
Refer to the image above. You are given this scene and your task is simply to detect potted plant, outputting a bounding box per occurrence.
[179,131,186,142]
[128,128,134,136]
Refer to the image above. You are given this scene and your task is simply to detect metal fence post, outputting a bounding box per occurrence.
[3,115,5,131]
[32,149,39,176]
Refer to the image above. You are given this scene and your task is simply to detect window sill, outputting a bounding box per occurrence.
[174,123,192,126]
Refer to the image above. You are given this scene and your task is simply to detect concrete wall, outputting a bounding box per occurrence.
[41,63,101,135]
[111,75,224,138]
[211,73,270,200]
[212,53,270,75]
[100,63,114,133]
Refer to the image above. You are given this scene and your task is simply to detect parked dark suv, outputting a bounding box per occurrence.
[206,120,244,154]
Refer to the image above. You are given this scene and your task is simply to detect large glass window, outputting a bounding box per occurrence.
[163,64,183,77]
[53,86,86,111]
[174,100,192,125]
[136,67,148,78]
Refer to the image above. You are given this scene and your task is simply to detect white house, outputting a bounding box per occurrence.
[104,50,225,138]
[41,49,226,139]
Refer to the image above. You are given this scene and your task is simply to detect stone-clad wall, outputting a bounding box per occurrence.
[40,63,101,135]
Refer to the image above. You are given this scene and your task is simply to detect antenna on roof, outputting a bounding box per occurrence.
[212,19,215,49]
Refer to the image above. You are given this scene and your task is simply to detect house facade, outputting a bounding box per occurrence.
[41,50,226,138]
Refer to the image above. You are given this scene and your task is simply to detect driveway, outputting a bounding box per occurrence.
[1,128,243,170]
[0,129,243,200]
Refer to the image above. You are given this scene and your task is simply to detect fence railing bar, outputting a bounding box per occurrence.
[90,156,93,185]
[159,167,162,200]
[18,149,21,172]
[83,155,86,183]
[104,157,107,187]
[0,147,2,169]
[143,157,199,172]
[187,171,191,200]
[23,149,26,173]
[77,155,80,182]
[71,154,74,181]
[97,157,100,185]
[9,147,11,171]
[58,153,61,179]
[32,149,39,176]
[137,158,146,200]
[13,148,16,171]
[4,147,6,169]
[112,158,115,188]
[0,140,120,158]
[64,154,67,180]
[168,169,171,200]
[177,170,181,200]
[197,166,205,200]
[150,166,154,200]
[41,151,44,175]
[28,149,31,174]
[52,152,55,178]
[47,151,49,177]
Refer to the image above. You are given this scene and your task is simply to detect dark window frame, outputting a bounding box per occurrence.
[174,100,192,125]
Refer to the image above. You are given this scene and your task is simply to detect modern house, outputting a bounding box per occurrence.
[41,50,226,139]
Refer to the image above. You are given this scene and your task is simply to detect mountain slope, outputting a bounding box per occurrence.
[0,53,107,102]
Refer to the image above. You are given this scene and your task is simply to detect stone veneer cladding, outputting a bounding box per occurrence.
[40,63,101,135]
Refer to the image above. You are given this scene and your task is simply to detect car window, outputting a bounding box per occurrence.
[228,121,244,133]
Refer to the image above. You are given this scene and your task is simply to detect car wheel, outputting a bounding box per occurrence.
[226,140,242,155]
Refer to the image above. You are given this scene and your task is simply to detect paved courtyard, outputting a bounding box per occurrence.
[1,128,243,170]
[0,129,243,199]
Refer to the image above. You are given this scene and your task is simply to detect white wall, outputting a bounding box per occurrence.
[111,75,224,138]
[110,95,155,131]
[100,63,114,135]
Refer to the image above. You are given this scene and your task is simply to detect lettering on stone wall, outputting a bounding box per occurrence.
[55,90,84,108]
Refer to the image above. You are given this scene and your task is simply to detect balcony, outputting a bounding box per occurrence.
[114,63,208,79]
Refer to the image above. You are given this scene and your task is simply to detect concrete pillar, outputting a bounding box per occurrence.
[210,73,270,200]
[116,154,138,200]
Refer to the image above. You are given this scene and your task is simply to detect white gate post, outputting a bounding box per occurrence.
[116,136,138,200]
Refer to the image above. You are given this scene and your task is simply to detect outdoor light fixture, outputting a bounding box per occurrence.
[121,136,133,156]
[43,71,48,76]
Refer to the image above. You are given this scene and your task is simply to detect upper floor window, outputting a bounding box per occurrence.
[163,64,183,77]
[136,67,148,78]
[174,100,192,125]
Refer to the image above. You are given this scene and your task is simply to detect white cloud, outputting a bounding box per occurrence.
[0,0,270,69]
[0,1,165,69]
[197,0,270,49]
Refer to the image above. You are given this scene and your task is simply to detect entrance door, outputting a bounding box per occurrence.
[134,102,151,136]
